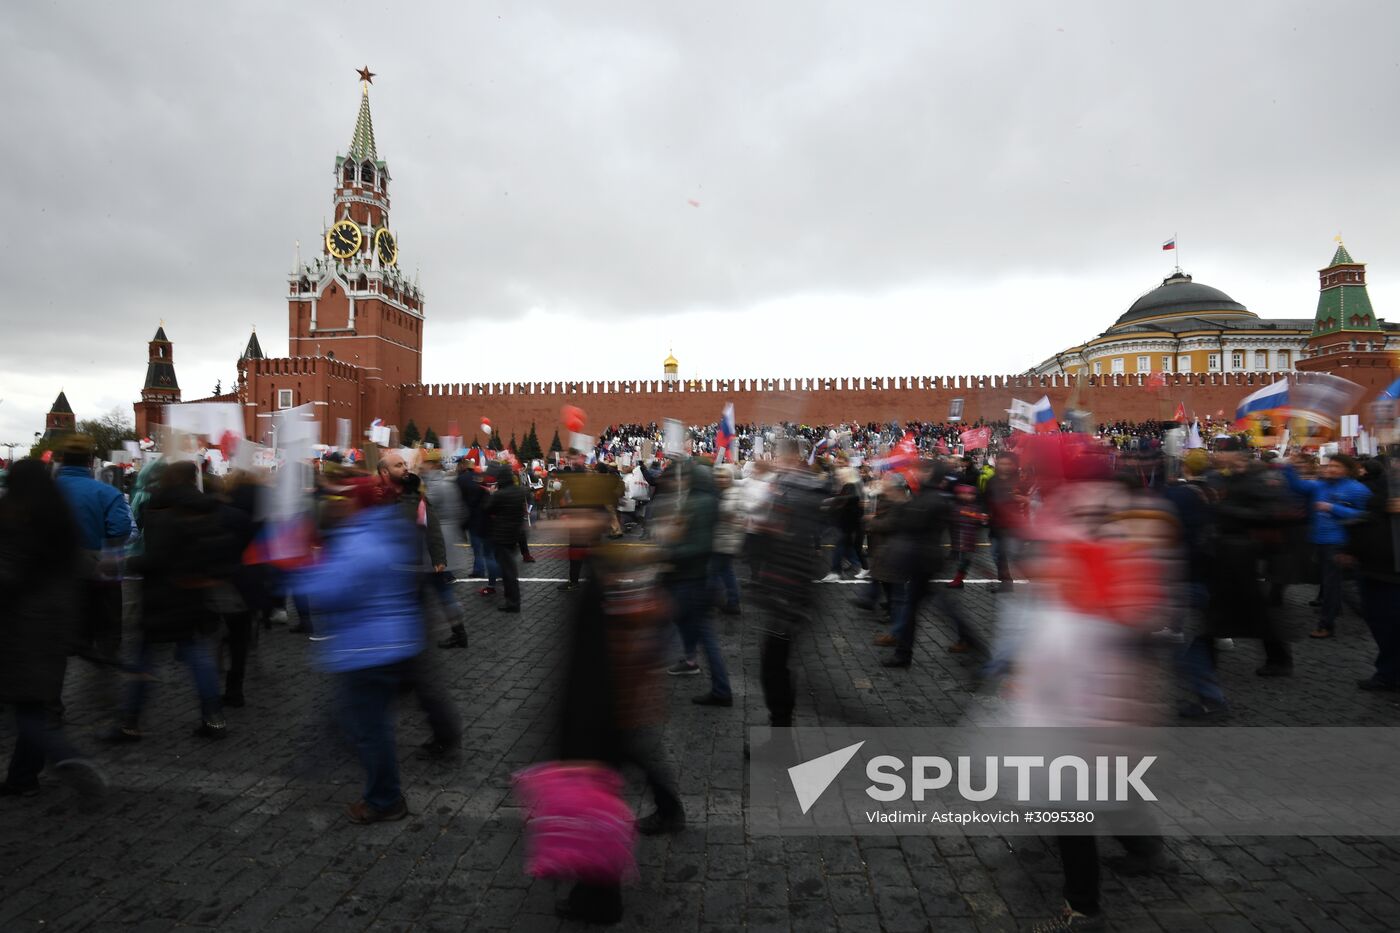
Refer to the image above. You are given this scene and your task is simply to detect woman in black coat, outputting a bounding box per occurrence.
[0,460,107,797]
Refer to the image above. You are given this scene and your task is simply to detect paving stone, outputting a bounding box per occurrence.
[0,536,1395,930]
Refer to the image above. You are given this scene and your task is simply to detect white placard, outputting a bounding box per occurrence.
[663,418,685,456]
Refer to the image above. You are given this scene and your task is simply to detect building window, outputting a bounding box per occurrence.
[1111,358,1125,375]
[361,161,375,186]
[1231,351,1244,369]
[1254,350,1268,370]
[1092,361,1103,375]
[948,398,964,422]
[1208,353,1220,372]
[1136,355,1150,372]
[1178,354,1191,372]
[277,389,293,409]
[1277,350,1290,368]
[1162,356,1172,372]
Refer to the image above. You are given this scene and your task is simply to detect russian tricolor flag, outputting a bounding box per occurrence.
[1032,395,1057,433]
[715,402,736,464]
[1235,381,1289,421]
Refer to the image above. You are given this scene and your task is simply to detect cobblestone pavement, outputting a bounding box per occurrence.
[2,519,1398,932]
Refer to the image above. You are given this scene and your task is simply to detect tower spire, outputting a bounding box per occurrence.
[348,68,378,161]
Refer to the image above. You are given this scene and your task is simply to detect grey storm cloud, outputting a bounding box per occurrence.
[3,1,1399,439]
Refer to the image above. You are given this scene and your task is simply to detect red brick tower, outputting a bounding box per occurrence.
[45,390,76,438]
[287,68,424,390]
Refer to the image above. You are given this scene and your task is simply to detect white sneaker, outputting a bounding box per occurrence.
[1150,628,1184,643]
[854,569,871,580]
[820,572,842,583]
[1215,638,1235,651]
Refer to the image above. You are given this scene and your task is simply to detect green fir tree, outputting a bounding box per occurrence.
[401,420,421,447]
[423,427,439,448]
[549,429,563,454]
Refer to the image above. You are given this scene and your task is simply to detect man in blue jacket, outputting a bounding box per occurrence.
[1285,454,1371,638]
[54,436,133,662]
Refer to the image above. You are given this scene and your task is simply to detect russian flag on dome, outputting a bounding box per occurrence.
[1234,381,1290,422]
[1032,395,1057,433]
[1162,237,1176,251]
[714,402,736,464]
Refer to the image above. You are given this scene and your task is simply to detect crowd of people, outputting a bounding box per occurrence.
[586,416,1246,466]
[1,423,1396,930]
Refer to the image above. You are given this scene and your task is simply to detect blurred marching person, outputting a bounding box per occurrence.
[659,457,731,706]
[113,461,230,742]
[880,460,985,667]
[457,462,500,593]
[1347,458,1400,691]
[753,438,826,728]
[295,478,425,823]
[622,463,651,536]
[1206,439,1295,677]
[205,471,260,709]
[54,435,133,665]
[945,483,986,589]
[742,458,775,582]
[821,464,866,581]
[377,451,465,651]
[552,508,680,924]
[1161,450,1237,718]
[710,463,745,617]
[1283,453,1371,639]
[1016,437,1177,932]
[982,452,1027,591]
[485,463,527,613]
[374,451,462,757]
[0,460,108,798]
[856,471,909,619]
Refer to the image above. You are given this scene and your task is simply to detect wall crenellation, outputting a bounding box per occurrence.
[390,370,1294,398]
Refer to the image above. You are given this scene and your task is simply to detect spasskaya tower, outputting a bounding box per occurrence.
[287,66,424,388]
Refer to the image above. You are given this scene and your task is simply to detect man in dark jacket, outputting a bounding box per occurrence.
[659,458,730,706]
[880,461,983,668]
[1,460,108,797]
[753,440,827,726]
[982,454,1025,590]
[1347,459,1400,690]
[1207,442,1295,677]
[116,461,230,741]
[456,464,499,592]
[485,464,527,613]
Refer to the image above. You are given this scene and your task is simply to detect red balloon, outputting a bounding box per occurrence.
[561,405,586,434]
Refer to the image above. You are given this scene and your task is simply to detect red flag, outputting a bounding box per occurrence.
[1145,371,1167,390]
[1173,402,1187,423]
[960,427,991,450]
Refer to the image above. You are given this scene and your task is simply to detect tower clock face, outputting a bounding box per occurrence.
[375,228,398,266]
[326,219,363,259]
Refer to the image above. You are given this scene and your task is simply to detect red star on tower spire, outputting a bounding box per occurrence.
[356,65,375,85]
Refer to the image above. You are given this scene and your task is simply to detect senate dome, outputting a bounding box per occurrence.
[1110,272,1254,331]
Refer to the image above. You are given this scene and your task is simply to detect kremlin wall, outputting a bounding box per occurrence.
[393,371,1304,443]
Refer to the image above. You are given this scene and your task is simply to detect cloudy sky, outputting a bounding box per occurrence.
[4,1,1399,443]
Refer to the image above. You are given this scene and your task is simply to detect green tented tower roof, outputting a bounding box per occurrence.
[348,87,377,162]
